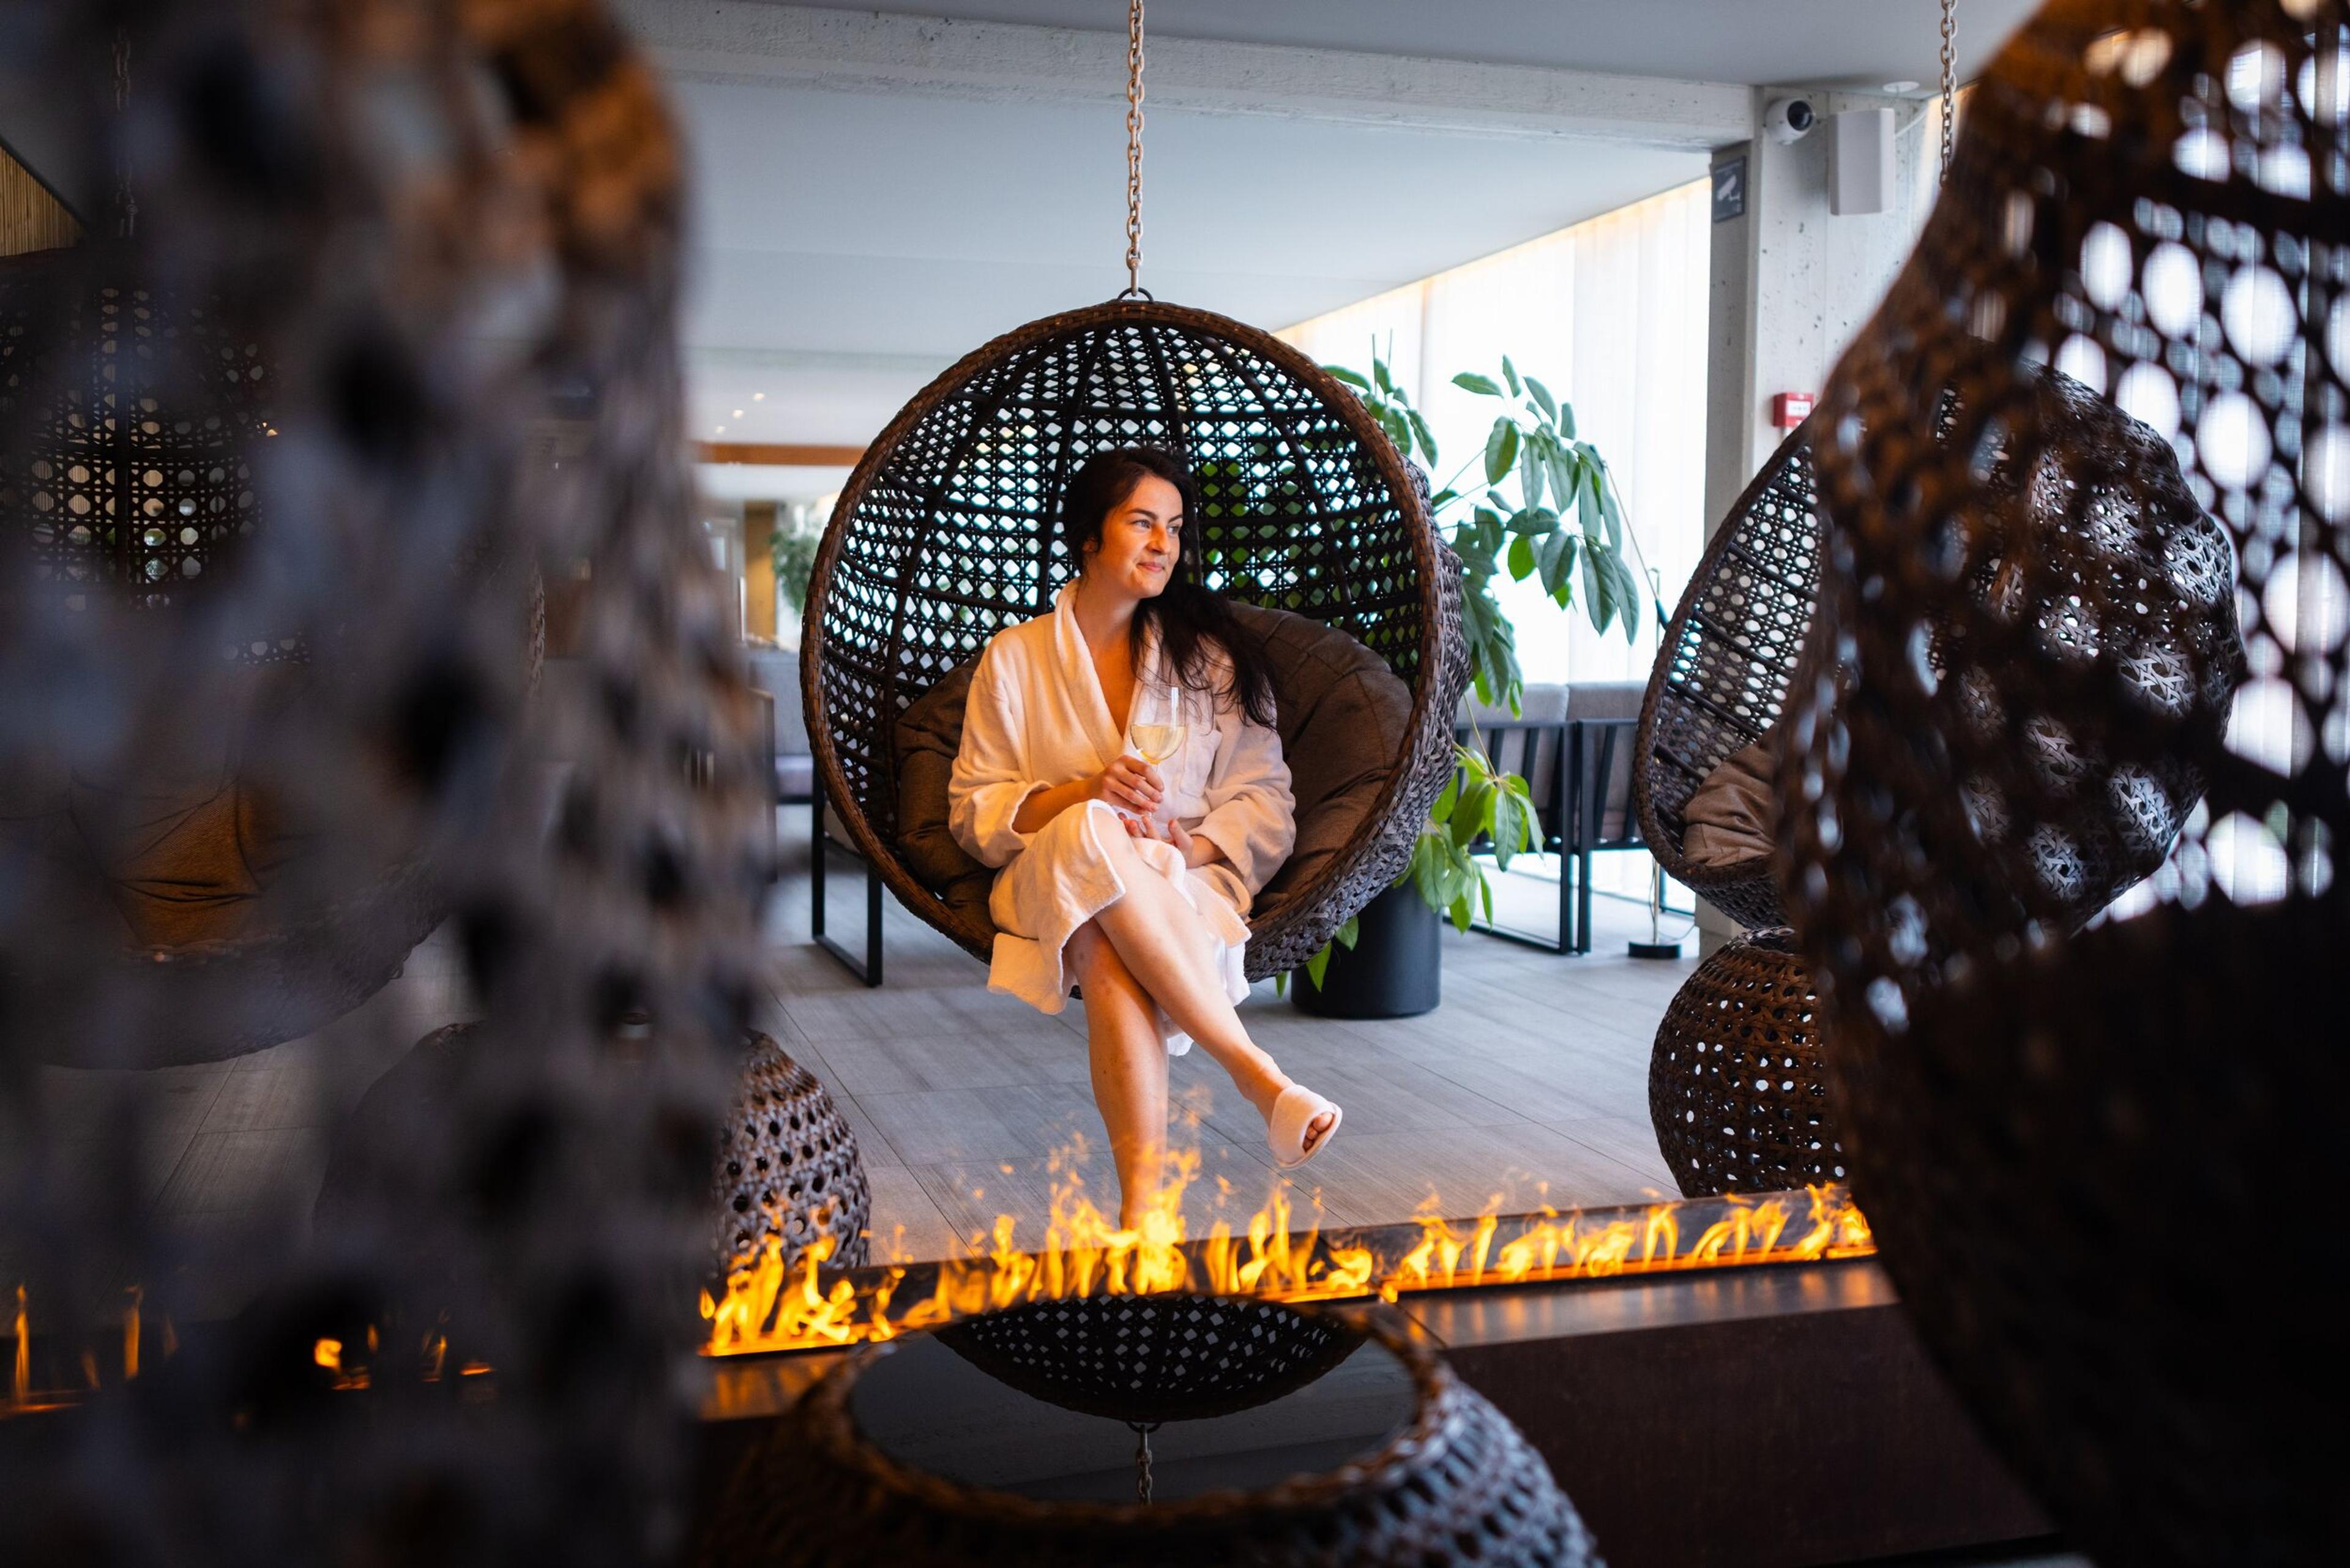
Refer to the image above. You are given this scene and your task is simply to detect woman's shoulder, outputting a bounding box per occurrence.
[975,608,1056,669]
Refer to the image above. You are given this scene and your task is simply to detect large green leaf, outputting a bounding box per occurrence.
[1504,506,1557,536]
[1599,469,1625,550]
[1518,431,1545,510]
[1411,831,1451,913]
[1546,444,1579,515]
[1372,356,1395,395]
[1408,408,1439,467]
[1451,778,1495,849]
[1489,790,1525,871]
[1453,371,1502,396]
[1537,529,1575,598]
[1381,406,1412,456]
[1606,549,1644,641]
[1304,941,1334,990]
[1507,534,1536,581]
[1483,419,1520,487]
[1525,375,1558,424]
[1430,769,1460,824]
[1577,464,1603,539]
[1334,914,1361,951]
[1501,355,1522,396]
[1556,399,1576,439]
[1323,364,1371,390]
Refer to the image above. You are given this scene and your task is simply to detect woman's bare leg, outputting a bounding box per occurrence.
[1087,831,1335,1152]
[1069,921,1168,1230]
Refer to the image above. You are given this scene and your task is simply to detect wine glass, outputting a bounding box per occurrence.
[1125,688,1187,831]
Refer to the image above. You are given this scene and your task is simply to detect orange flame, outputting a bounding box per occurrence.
[701,1129,1877,1357]
[13,1286,29,1408]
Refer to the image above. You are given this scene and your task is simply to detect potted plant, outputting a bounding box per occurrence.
[1291,351,1654,1017]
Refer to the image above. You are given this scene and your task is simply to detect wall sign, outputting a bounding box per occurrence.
[1712,155,1747,223]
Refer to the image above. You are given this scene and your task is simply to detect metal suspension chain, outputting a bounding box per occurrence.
[1122,0,1147,297]
[1132,1421,1160,1503]
[1939,0,1958,185]
[113,29,137,238]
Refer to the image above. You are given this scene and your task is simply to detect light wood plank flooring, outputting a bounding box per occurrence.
[768,812,1698,1261]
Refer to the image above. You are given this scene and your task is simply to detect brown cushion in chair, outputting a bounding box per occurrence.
[884,605,1413,924]
[1233,603,1412,906]
[892,660,999,935]
[1681,736,1778,869]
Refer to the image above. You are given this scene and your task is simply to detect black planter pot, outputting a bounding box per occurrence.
[1291,883,1440,1019]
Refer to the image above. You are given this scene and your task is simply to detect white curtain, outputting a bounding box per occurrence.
[1280,179,1712,690]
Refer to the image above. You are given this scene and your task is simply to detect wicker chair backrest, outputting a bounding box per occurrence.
[1633,425,1823,931]
[806,299,1468,979]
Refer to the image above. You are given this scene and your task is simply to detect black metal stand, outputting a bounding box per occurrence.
[810,784,884,987]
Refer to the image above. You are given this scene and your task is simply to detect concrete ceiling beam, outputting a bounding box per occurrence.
[616,2,1750,149]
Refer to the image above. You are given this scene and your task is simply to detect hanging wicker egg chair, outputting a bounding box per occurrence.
[803,296,1468,980]
[0,242,483,1066]
[1775,1,2291,1561]
[1631,422,1822,933]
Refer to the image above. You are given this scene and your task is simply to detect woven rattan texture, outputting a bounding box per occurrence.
[934,1293,1360,1425]
[704,1302,1602,1568]
[1,3,767,1562]
[1647,932,1843,1197]
[0,256,269,629]
[804,302,1468,980]
[1633,428,1822,931]
[1779,2,2326,1562]
[717,1031,872,1272]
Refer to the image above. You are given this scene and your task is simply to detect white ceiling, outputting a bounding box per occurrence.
[769,0,2039,92]
[644,1,2042,493]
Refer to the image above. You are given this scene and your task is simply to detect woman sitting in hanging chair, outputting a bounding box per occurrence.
[949,447,1343,1226]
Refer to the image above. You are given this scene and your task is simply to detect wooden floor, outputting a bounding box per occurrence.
[24,808,1700,1305]
[769,812,1699,1263]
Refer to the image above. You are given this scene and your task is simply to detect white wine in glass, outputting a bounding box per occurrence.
[1128,722,1187,767]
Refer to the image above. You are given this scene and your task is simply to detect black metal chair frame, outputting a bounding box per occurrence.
[810,780,885,988]
[1452,714,1656,955]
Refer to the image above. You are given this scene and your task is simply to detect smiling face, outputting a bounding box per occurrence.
[1080,472,1184,602]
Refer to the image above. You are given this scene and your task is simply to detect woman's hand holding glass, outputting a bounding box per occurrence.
[1091,753,1164,817]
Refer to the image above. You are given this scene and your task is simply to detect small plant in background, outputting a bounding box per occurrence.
[772,512,821,624]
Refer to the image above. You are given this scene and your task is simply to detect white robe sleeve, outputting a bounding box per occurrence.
[1190,699,1295,894]
[949,643,1048,868]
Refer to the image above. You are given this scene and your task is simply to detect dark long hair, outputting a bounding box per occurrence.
[1058,446,1277,728]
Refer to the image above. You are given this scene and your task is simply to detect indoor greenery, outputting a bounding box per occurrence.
[1299,351,1653,988]
[771,511,821,625]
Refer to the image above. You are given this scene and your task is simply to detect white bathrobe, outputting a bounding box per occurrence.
[949,583,1296,1053]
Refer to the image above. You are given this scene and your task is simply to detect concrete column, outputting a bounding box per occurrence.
[1697,88,1934,955]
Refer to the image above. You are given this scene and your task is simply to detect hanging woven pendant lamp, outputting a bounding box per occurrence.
[802,0,1469,980]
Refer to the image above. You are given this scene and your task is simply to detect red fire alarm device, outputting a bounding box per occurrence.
[1772,392,1816,429]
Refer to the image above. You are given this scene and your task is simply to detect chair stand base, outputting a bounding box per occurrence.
[1628,940,1684,960]
[810,790,884,988]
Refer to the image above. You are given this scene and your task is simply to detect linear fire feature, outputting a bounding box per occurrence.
[702,1182,1876,1357]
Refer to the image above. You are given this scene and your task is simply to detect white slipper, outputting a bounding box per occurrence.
[1267,1084,1342,1170]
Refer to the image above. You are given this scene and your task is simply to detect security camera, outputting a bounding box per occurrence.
[1764,97,1817,144]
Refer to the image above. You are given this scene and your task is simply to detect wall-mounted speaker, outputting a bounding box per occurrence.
[1829,107,1895,216]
